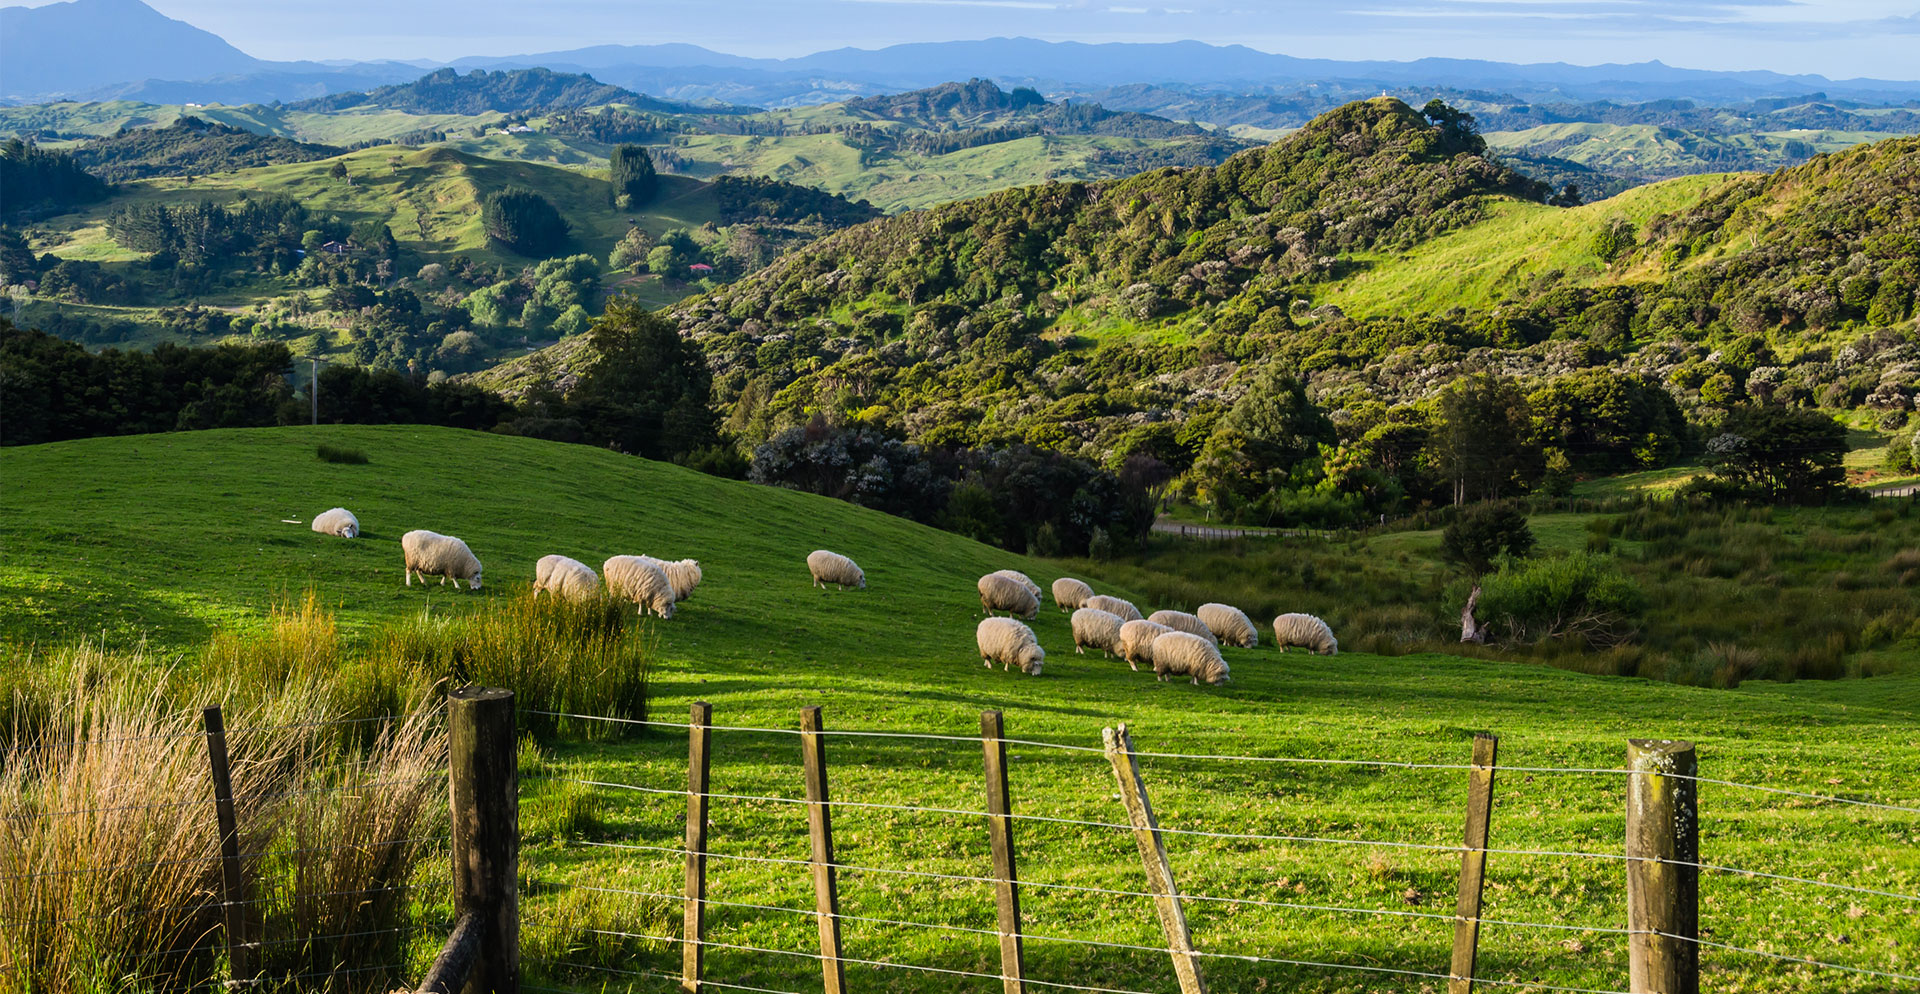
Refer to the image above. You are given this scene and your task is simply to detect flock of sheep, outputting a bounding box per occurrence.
[974,568,1336,686]
[309,507,1332,689]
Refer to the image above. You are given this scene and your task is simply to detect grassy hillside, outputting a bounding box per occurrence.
[1484,121,1906,177]
[2,425,1916,992]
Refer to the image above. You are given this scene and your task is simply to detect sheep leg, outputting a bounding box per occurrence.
[983,657,992,668]
[404,568,412,586]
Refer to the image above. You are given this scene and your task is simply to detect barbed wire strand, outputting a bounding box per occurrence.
[550,966,807,994]
[0,834,449,883]
[1655,932,1920,983]
[3,883,419,926]
[219,962,403,987]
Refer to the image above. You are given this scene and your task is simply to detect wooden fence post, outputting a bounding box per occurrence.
[682,702,713,994]
[800,706,847,994]
[1626,739,1698,994]
[446,687,518,994]
[981,710,1026,994]
[1448,733,1498,994]
[1103,724,1207,994]
[202,706,256,983]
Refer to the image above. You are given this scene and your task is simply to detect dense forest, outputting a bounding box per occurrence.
[0,139,108,219]
[72,117,342,182]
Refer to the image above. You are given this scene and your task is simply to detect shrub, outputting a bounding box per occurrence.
[316,442,369,464]
[1473,552,1644,646]
[1442,501,1535,575]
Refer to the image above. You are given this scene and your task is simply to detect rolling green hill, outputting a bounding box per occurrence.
[2,425,1915,993]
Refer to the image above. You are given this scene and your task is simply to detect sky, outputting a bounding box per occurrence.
[18,0,1920,79]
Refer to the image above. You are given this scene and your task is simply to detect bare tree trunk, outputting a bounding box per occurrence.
[1460,584,1486,644]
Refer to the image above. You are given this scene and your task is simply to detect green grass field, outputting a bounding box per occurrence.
[3,426,1916,993]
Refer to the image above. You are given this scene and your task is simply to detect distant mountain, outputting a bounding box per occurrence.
[0,0,262,99]
[285,68,679,116]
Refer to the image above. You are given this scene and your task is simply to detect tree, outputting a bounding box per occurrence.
[571,298,718,458]
[328,160,348,181]
[1442,501,1536,576]
[1704,405,1847,503]
[1591,217,1636,264]
[1434,374,1543,504]
[609,145,658,210]
[480,186,569,257]
[1218,365,1334,474]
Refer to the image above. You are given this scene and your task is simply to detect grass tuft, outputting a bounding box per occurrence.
[316,443,369,464]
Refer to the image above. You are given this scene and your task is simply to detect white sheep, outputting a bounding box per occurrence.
[401,530,483,590]
[1273,613,1338,655]
[808,550,866,590]
[1116,619,1173,671]
[640,556,703,602]
[311,507,359,538]
[1149,609,1217,646]
[1052,577,1094,612]
[978,573,1040,619]
[993,569,1044,604]
[1084,594,1143,622]
[1071,607,1124,657]
[1197,603,1259,649]
[1151,631,1231,686]
[604,555,677,619]
[533,555,600,601]
[976,617,1045,676]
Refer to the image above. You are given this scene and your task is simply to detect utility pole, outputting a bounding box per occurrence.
[310,358,318,426]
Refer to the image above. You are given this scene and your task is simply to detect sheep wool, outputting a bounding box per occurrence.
[1272,613,1338,655]
[1116,619,1173,670]
[1052,577,1094,612]
[993,569,1044,604]
[1071,607,1124,657]
[1197,603,1259,649]
[1151,631,1231,686]
[604,555,677,619]
[1084,594,1143,622]
[640,556,704,602]
[1148,609,1217,646]
[311,507,359,538]
[401,530,483,589]
[533,555,600,601]
[808,550,866,590]
[978,573,1040,620]
[976,617,1045,676]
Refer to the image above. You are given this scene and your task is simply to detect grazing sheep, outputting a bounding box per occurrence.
[1116,619,1173,671]
[808,550,866,590]
[401,530,483,590]
[1151,631,1231,686]
[604,555,677,619]
[993,569,1044,604]
[1084,594,1143,622]
[533,555,600,602]
[1197,603,1259,649]
[1273,613,1338,655]
[1071,607,1124,657]
[1149,609,1218,646]
[311,507,359,538]
[640,556,703,602]
[976,617,1045,676]
[978,573,1040,619]
[1052,577,1094,612]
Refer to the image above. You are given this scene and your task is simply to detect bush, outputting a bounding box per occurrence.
[316,442,369,464]
[1473,552,1643,646]
[1442,501,1535,575]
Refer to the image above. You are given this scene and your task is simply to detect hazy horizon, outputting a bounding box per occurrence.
[7,0,1920,81]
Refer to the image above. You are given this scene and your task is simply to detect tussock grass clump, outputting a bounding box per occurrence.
[316,443,369,464]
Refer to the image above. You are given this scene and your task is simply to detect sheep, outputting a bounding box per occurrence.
[604,555,677,619]
[808,550,866,590]
[1084,594,1143,622]
[640,556,703,602]
[1273,613,1338,655]
[533,555,600,601]
[978,573,1040,620]
[1116,619,1173,671]
[1149,609,1218,646]
[1151,631,1231,686]
[311,507,359,538]
[1070,607,1124,657]
[993,569,1044,604]
[401,530,482,590]
[1197,603,1259,649]
[976,617,1045,676]
[1052,577,1094,612]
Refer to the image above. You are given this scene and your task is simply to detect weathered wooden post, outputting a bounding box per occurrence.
[202,706,256,983]
[980,710,1026,994]
[1103,724,1207,994]
[437,686,518,994]
[1448,733,1498,994]
[800,706,847,994]
[682,702,713,994]
[1626,739,1698,994]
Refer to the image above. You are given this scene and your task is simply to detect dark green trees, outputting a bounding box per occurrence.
[1435,374,1543,504]
[571,298,717,459]
[1,139,108,219]
[608,145,658,210]
[481,187,569,257]
[1704,405,1847,503]
[1443,501,1536,576]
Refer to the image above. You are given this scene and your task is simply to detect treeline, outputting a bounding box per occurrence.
[72,118,340,182]
[0,140,108,219]
[106,193,308,269]
[546,108,681,144]
[711,175,880,225]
